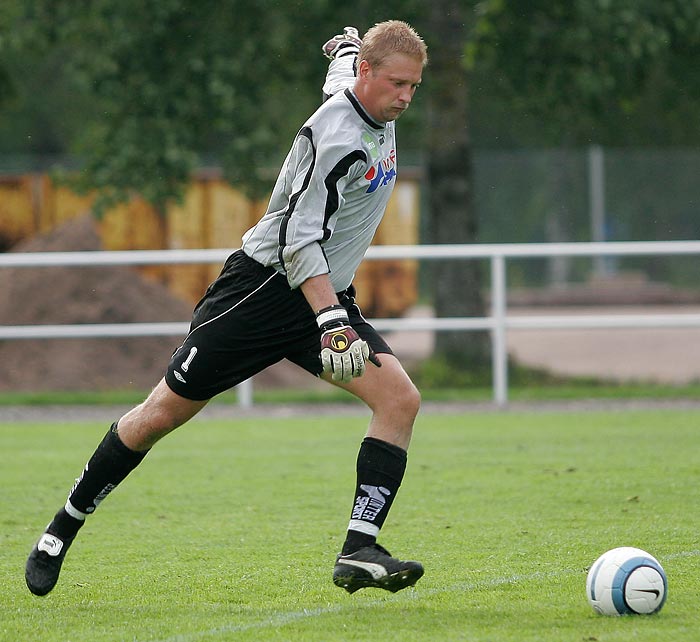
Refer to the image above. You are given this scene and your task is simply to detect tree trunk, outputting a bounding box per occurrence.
[426,0,490,370]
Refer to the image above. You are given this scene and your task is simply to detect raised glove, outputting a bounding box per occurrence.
[322,26,362,60]
[316,304,379,383]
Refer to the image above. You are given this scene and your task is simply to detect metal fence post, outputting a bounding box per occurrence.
[236,379,253,408]
[491,254,508,406]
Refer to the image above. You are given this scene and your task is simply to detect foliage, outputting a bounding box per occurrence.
[467,0,700,146]
[410,354,646,390]
[1,0,429,212]
[4,1,700,205]
[7,1,330,210]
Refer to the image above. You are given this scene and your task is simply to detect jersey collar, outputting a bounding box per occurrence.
[344,89,385,130]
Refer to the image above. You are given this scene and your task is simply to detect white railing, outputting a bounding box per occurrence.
[2,240,700,406]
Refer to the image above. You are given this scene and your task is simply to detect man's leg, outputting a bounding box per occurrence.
[25,379,207,596]
[325,354,424,593]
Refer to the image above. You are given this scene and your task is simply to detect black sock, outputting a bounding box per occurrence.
[49,423,149,538]
[46,506,84,541]
[342,437,407,555]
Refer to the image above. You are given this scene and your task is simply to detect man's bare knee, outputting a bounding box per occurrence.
[388,381,421,425]
[402,381,421,420]
[386,371,420,409]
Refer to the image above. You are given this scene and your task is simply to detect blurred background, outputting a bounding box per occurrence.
[1,0,700,399]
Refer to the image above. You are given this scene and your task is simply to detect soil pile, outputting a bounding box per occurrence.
[0,215,192,392]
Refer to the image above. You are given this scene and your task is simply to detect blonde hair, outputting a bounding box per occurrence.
[359,20,428,69]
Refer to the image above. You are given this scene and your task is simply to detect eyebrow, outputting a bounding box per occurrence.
[384,72,422,85]
[394,78,422,87]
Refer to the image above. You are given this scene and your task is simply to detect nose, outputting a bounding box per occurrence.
[399,85,416,106]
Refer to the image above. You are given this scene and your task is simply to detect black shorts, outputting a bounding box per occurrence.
[164,250,393,400]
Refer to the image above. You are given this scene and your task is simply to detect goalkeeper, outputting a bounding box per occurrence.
[26,20,428,597]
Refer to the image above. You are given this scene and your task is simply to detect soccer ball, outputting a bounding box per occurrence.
[586,547,667,616]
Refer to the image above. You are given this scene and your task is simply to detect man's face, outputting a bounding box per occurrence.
[356,53,423,123]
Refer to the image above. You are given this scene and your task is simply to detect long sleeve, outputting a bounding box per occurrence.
[322,55,357,99]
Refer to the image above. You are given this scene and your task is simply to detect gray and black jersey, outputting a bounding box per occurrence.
[242,58,398,292]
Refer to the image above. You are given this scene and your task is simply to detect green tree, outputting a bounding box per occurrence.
[468,0,700,146]
[2,1,434,202]
[7,0,333,213]
[426,0,490,373]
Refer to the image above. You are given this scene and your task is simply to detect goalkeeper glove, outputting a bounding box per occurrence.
[322,26,362,60]
[316,304,380,383]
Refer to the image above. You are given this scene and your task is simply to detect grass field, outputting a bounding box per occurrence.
[2,407,699,641]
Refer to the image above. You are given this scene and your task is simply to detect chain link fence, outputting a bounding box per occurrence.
[473,147,700,290]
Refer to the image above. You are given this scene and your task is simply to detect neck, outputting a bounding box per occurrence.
[350,85,386,126]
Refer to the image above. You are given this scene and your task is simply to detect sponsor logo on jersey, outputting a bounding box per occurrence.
[362,132,380,162]
[365,150,397,194]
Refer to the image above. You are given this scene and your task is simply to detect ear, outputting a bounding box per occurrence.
[357,59,371,79]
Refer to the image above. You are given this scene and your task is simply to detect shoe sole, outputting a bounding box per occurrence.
[334,565,424,594]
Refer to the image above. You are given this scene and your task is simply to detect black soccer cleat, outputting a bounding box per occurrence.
[25,531,76,596]
[333,543,424,594]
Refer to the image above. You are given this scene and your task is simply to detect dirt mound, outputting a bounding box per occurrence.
[0,215,193,392]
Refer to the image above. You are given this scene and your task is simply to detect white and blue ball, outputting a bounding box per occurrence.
[586,547,667,616]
